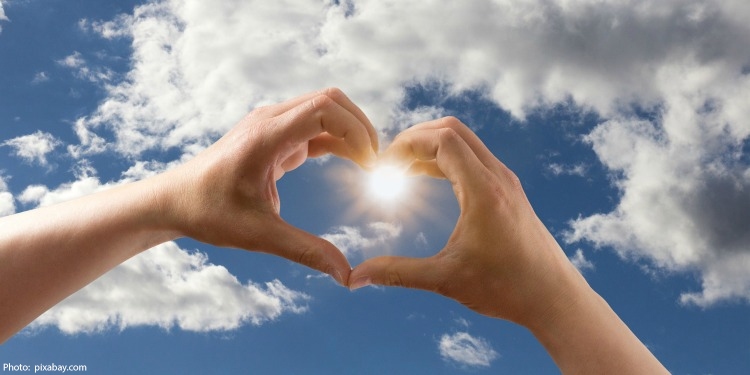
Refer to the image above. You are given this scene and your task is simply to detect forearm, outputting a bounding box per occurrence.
[527,262,669,374]
[0,176,179,342]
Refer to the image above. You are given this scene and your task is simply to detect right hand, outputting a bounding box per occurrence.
[348,117,587,327]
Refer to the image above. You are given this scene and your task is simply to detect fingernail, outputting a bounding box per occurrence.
[349,276,371,291]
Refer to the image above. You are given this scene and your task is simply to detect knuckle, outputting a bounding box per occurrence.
[250,105,273,118]
[437,127,461,145]
[384,267,405,287]
[438,127,459,138]
[308,94,333,114]
[484,169,526,213]
[504,169,524,192]
[392,128,410,142]
[294,247,321,270]
[441,116,465,130]
[320,87,345,100]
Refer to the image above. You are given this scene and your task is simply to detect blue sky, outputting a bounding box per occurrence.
[2,0,750,373]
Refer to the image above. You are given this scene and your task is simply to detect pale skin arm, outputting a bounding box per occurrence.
[0,88,378,344]
[349,117,669,374]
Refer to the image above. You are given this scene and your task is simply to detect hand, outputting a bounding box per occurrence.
[348,118,669,373]
[348,116,577,324]
[157,88,378,285]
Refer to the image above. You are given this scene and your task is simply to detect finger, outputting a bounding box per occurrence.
[307,133,354,160]
[319,88,379,152]
[274,94,377,168]
[381,128,483,186]
[381,128,492,208]
[251,89,330,118]
[406,117,507,178]
[257,217,352,286]
[406,160,446,179]
[279,147,309,175]
[279,132,365,173]
[257,88,379,152]
[349,256,443,291]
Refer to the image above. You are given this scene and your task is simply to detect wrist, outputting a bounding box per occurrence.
[135,171,185,243]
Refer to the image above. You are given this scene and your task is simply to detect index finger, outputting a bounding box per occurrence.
[381,128,483,184]
[404,117,508,178]
[258,88,379,152]
[273,93,378,168]
[379,127,488,208]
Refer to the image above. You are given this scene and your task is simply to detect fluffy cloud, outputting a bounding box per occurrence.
[31,71,50,84]
[0,174,14,217]
[566,55,750,306]
[547,162,588,177]
[57,51,85,69]
[569,249,595,273]
[0,1,7,31]
[438,332,498,368]
[30,241,309,334]
[72,0,744,156]
[320,221,402,259]
[17,157,183,208]
[2,131,62,166]
[56,51,113,83]
[18,167,116,208]
[18,167,308,334]
[389,105,446,133]
[69,0,750,306]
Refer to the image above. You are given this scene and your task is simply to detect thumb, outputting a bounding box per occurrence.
[349,256,443,291]
[257,217,352,286]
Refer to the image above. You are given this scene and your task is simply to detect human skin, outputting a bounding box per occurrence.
[348,117,670,374]
[0,89,668,373]
[0,88,378,343]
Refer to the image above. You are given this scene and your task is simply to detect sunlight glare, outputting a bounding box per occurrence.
[367,165,408,202]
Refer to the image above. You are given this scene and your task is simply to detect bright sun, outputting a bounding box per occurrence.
[367,165,408,202]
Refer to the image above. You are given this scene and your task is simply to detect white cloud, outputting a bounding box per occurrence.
[30,241,309,334]
[438,332,498,368]
[389,105,446,132]
[67,118,107,157]
[0,174,14,217]
[18,167,114,208]
[120,160,171,180]
[62,0,750,154]
[16,158,181,209]
[414,232,428,248]
[67,0,750,306]
[547,162,588,177]
[57,51,85,69]
[321,221,402,259]
[2,131,62,166]
[70,0,750,155]
[18,176,110,207]
[567,60,750,306]
[16,168,310,334]
[56,51,113,83]
[79,16,131,39]
[31,71,50,84]
[75,0,750,157]
[0,0,8,24]
[569,249,595,273]
[454,317,470,329]
[679,253,750,307]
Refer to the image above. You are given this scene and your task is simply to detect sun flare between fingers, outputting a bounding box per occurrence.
[367,165,409,202]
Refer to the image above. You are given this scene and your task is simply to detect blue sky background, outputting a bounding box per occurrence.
[2,0,750,374]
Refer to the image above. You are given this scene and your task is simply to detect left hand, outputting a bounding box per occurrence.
[156,88,378,285]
